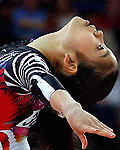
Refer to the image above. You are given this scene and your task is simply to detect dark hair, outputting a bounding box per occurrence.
[28,64,117,149]
[28,106,81,150]
[28,54,117,150]
[55,62,118,108]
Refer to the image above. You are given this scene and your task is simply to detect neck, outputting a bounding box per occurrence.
[28,31,64,68]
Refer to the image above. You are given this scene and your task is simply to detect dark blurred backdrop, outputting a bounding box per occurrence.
[0,0,120,149]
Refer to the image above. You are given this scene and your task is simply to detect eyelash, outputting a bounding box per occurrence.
[97,44,104,50]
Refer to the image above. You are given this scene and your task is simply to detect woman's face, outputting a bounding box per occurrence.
[62,17,117,65]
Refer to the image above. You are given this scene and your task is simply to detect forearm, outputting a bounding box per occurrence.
[50,89,82,117]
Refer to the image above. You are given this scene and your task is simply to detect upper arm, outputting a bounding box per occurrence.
[4,50,65,106]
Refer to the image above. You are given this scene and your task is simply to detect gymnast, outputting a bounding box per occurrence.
[0,16,118,149]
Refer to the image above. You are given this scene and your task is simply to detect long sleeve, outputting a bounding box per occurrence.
[4,48,65,106]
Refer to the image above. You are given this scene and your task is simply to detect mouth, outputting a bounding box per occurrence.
[90,25,97,32]
[85,20,97,32]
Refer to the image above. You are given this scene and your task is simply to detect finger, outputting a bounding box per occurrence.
[96,120,114,132]
[81,125,115,138]
[95,129,116,138]
[81,125,100,134]
[91,116,114,132]
[91,122,113,133]
[77,132,88,149]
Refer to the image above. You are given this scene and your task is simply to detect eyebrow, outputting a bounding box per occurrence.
[100,50,110,58]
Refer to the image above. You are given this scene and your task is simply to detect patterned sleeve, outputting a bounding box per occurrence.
[4,50,65,106]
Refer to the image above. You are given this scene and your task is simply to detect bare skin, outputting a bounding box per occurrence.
[28,16,117,149]
[49,90,115,149]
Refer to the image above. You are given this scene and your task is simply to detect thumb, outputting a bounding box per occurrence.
[77,132,88,149]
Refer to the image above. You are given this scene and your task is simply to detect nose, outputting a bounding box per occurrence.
[94,30,104,43]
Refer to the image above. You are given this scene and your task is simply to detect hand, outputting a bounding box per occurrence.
[65,105,115,149]
[50,90,115,149]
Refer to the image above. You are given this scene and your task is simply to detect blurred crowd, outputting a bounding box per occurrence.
[0,0,120,149]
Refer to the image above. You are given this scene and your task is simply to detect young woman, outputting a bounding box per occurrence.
[0,16,118,150]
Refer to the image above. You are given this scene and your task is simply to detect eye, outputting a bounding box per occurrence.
[97,44,104,50]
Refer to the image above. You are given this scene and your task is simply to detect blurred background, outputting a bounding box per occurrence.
[0,0,120,149]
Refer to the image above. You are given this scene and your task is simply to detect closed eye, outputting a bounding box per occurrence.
[97,44,104,50]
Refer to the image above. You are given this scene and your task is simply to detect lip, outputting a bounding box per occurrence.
[85,20,97,32]
[89,25,97,32]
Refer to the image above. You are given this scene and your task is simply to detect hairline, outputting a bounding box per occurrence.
[75,50,117,78]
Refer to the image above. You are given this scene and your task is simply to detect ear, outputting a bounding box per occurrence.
[64,54,77,74]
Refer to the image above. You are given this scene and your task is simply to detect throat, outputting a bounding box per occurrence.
[28,33,61,68]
